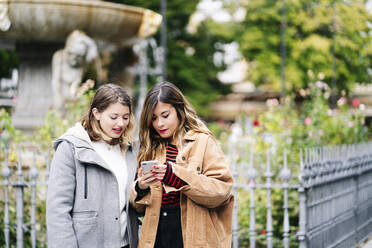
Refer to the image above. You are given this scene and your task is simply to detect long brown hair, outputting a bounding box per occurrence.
[81,83,134,147]
[138,81,212,164]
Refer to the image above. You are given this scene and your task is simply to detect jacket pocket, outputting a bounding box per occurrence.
[72,211,98,248]
[210,210,225,241]
[193,207,207,246]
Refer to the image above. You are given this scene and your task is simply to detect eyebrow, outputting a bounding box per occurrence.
[110,112,130,116]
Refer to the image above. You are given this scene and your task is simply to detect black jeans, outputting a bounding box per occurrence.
[154,207,184,248]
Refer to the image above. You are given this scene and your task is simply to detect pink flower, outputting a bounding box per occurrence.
[337,97,346,106]
[217,120,225,127]
[352,99,360,108]
[348,122,354,128]
[253,120,259,127]
[266,98,279,107]
[12,95,17,103]
[304,117,311,125]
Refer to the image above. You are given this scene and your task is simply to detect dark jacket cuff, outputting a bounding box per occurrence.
[135,181,150,201]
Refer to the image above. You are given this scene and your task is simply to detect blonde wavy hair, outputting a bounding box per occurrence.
[81,83,134,147]
[138,81,212,164]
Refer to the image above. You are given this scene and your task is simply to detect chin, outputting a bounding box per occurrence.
[160,135,171,140]
[111,134,122,139]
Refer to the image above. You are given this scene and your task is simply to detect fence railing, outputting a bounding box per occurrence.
[1,141,372,247]
[230,139,372,248]
[301,144,372,248]
[1,149,50,248]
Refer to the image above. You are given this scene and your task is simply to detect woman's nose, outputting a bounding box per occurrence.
[117,118,124,127]
[157,118,164,128]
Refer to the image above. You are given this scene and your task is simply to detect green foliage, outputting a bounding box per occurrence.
[0,184,48,247]
[0,49,18,78]
[216,75,370,246]
[229,0,372,92]
[107,0,231,116]
[0,82,95,247]
[0,108,22,148]
[246,75,369,179]
[237,188,299,248]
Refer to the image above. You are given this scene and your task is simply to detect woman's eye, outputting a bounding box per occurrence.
[110,116,117,120]
[162,114,169,118]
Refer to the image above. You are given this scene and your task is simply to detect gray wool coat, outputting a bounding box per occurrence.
[46,127,139,248]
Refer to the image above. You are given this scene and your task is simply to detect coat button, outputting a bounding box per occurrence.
[182,156,185,161]
[115,217,118,220]
[197,167,201,171]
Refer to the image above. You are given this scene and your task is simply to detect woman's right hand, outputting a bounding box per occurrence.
[137,167,158,190]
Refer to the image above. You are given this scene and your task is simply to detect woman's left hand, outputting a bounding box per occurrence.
[151,163,167,181]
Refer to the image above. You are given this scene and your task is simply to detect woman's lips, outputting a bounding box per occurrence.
[159,129,167,134]
[113,128,122,134]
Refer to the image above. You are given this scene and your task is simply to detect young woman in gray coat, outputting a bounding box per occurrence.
[46,84,139,248]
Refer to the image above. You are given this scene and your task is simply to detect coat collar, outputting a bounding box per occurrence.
[183,130,198,141]
[54,135,134,172]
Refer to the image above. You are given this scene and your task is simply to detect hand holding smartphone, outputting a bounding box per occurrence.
[141,160,158,174]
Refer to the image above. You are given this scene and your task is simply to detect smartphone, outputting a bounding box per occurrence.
[141,160,157,174]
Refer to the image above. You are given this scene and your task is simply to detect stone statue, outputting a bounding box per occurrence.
[51,30,98,114]
[0,3,11,31]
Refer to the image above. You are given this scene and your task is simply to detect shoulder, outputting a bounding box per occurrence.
[53,139,74,153]
[186,132,219,152]
[50,140,77,167]
[192,131,215,144]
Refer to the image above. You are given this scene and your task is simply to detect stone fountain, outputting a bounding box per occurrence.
[0,0,162,132]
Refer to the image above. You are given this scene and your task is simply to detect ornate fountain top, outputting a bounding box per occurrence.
[0,0,162,47]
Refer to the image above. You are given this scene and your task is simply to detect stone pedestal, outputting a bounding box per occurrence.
[12,42,62,132]
[0,0,161,133]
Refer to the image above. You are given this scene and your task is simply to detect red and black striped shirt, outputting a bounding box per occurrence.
[161,144,186,208]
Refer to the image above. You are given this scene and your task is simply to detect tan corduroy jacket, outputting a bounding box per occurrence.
[130,131,234,248]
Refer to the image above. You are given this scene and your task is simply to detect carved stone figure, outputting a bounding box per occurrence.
[0,4,11,31]
[51,30,98,114]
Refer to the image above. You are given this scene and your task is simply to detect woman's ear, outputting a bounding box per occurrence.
[92,108,101,121]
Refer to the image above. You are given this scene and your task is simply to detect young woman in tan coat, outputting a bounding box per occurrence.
[130,82,234,248]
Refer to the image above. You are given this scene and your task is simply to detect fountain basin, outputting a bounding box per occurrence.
[0,0,162,47]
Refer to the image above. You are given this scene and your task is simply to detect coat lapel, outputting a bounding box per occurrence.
[125,147,137,194]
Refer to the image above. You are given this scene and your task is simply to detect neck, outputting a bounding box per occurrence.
[100,131,121,146]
